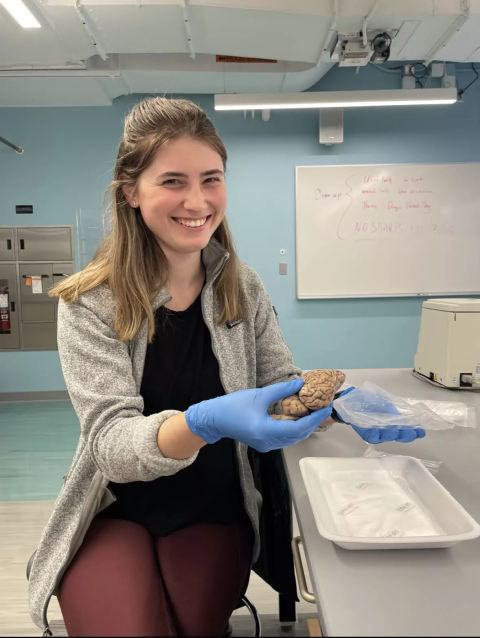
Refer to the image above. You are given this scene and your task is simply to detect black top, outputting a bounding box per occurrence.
[99,289,247,536]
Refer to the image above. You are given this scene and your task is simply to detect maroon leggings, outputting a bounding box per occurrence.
[58,518,254,637]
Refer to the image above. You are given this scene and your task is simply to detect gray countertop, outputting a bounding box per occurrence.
[283,369,480,637]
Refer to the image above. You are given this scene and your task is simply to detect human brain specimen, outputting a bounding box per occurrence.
[271,369,345,421]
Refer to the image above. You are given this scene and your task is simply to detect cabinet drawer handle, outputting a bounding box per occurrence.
[7,239,12,250]
[292,536,316,604]
[20,239,25,250]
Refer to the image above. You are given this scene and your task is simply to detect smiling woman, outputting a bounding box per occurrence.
[32,97,318,637]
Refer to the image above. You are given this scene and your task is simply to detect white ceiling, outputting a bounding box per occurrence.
[0,0,479,106]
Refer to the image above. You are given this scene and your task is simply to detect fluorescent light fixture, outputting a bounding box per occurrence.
[1,0,41,28]
[214,88,457,111]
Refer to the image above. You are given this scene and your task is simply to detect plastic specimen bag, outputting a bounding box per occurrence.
[333,382,476,431]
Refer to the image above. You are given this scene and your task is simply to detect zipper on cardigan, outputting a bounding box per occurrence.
[200,253,229,396]
[199,255,259,557]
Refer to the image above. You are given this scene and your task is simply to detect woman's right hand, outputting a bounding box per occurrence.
[185,379,333,453]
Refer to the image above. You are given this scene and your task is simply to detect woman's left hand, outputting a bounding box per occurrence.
[351,423,426,444]
[337,387,426,444]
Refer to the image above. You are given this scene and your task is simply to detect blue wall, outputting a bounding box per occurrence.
[1,65,479,392]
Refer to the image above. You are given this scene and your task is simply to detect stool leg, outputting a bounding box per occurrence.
[279,592,296,626]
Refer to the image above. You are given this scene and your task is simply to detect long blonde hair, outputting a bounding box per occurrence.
[50,97,243,342]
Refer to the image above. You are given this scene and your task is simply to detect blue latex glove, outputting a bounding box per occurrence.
[185,378,333,453]
[337,387,426,444]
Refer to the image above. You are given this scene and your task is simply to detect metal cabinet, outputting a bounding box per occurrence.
[0,226,74,351]
[0,229,15,261]
[17,227,73,261]
[22,320,58,350]
[0,264,20,349]
[19,263,55,322]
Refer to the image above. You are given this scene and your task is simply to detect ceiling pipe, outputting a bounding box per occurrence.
[0,64,86,71]
[75,1,108,61]
[316,0,339,68]
[362,0,381,47]
[179,0,195,60]
[0,70,121,77]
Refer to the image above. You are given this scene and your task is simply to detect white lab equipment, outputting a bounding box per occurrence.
[414,298,480,389]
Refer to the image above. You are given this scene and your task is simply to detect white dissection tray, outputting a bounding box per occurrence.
[300,456,480,550]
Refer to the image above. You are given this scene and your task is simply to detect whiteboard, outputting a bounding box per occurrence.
[295,163,480,298]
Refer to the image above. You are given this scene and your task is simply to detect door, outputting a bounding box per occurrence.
[0,228,15,261]
[17,227,73,261]
[18,263,55,322]
[0,265,20,349]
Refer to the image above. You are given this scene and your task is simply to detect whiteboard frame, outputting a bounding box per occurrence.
[295,162,480,300]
